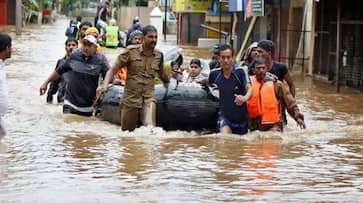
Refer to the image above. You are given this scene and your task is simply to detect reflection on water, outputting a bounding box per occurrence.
[0,19,362,202]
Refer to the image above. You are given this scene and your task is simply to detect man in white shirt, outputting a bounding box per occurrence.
[0,33,12,136]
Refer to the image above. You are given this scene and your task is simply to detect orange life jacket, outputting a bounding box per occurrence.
[247,76,280,124]
[117,67,127,81]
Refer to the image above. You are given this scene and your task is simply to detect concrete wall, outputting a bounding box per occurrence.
[118,7,154,31]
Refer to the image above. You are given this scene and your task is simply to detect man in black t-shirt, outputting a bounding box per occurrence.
[40,35,110,116]
[257,40,296,124]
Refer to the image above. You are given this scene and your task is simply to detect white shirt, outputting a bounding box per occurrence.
[0,59,8,116]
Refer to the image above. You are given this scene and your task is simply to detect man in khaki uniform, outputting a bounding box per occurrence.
[100,25,169,131]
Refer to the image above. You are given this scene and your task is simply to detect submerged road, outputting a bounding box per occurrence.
[0,19,362,202]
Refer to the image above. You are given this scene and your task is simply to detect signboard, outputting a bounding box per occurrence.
[245,0,264,18]
[251,0,264,16]
[172,0,212,13]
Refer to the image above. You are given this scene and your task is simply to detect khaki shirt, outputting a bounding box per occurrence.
[114,44,163,108]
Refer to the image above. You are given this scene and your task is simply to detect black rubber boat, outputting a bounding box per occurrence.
[96,82,219,131]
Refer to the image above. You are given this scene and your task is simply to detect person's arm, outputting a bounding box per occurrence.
[40,71,61,95]
[157,53,170,83]
[276,81,305,129]
[234,82,252,106]
[100,54,111,79]
[284,71,296,97]
[40,59,70,95]
[98,6,104,21]
[99,50,128,92]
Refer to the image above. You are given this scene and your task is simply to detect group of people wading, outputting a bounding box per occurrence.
[36,10,306,135]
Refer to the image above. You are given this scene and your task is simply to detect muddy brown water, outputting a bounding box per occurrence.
[0,19,362,202]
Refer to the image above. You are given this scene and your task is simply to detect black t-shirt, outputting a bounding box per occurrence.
[56,49,109,109]
[270,62,288,81]
[96,4,108,22]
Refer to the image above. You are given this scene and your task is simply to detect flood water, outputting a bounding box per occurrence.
[0,19,362,202]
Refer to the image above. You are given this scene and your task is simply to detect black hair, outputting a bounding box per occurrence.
[212,44,221,54]
[250,56,266,68]
[65,37,78,45]
[76,16,82,22]
[142,25,157,36]
[218,44,234,56]
[79,21,92,29]
[190,58,201,68]
[175,54,183,66]
[170,61,178,67]
[0,33,11,52]
[257,40,274,56]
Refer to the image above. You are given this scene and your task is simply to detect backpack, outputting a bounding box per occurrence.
[65,20,79,39]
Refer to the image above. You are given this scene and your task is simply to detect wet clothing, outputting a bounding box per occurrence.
[0,60,8,117]
[270,61,289,125]
[209,66,249,135]
[247,75,280,124]
[114,44,163,108]
[47,56,68,103]
[185,73,205,83]
[56,49,110,116]
[0,59,8,135]
[121,102,155,131]
[217,112,248,135]
[114,44,164,130]
[248,73,303,131]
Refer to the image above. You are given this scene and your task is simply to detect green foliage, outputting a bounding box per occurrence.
[22,0,40,23]
[61,0,82,8]
[43,0,52,9]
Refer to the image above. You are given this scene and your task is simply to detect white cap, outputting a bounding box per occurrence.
[83,35,98,46]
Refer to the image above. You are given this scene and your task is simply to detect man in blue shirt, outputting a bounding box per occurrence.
[204,44,252,135]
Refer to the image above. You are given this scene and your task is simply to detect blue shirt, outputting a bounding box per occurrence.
[209,66,249,124]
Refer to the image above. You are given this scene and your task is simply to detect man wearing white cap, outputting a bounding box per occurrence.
[40,35,110,116]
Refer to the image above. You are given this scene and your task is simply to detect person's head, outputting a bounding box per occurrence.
[142,25,158,50]
[175,54,183,67]
[257,40,274,61]
[212,44,220,60]
[0,33,12,60]
[79,21,92,39]
[82,35,98,57]
[244,42,258,64]
[218,44,234,70]
[130,30,143,44]
[189,58,202,78]
[65,38,78,55]
[76,16,82,22]
[109,18,116,26]
[85,27,99,38]
[133,16,140,25]
[250,56,268,81]
[170,61,180,79]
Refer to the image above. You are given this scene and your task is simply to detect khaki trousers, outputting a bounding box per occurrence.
[121,102,156,131]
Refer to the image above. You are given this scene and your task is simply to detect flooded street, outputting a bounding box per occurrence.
[0,19,362,202]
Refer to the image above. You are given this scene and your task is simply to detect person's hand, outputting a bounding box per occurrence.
[96,85,108,94]
[234,94,247,106]
[39,82,48,95]
[295,112,306,129]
